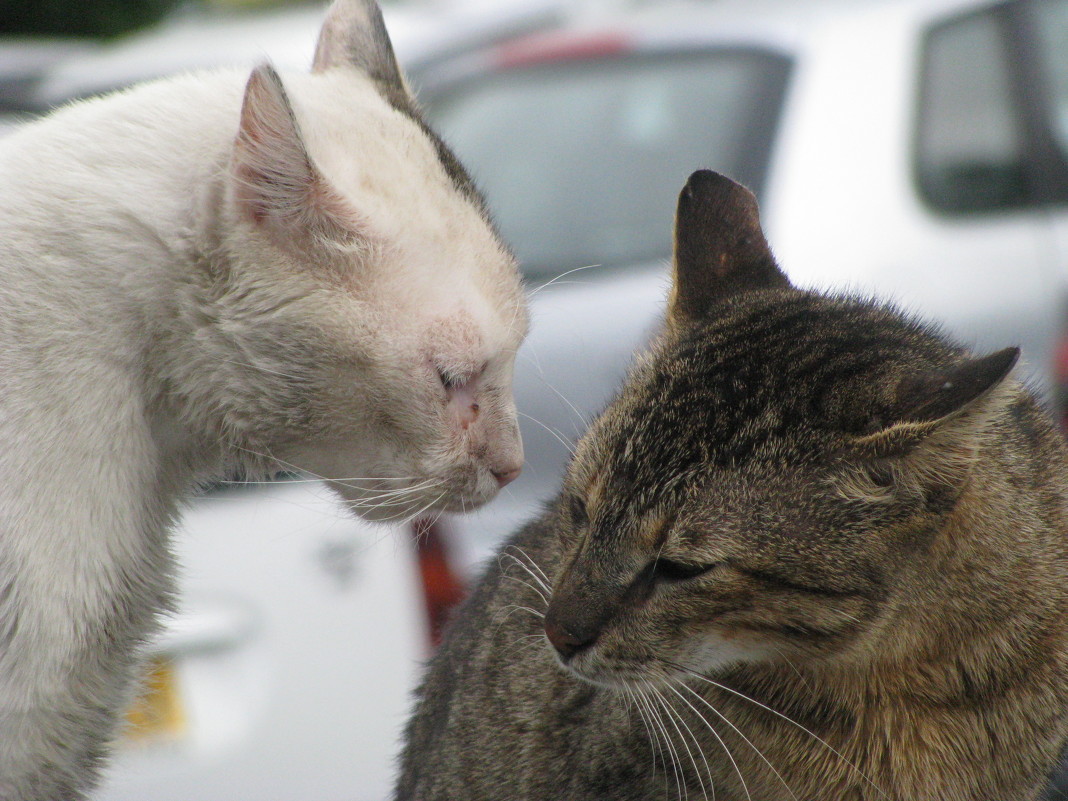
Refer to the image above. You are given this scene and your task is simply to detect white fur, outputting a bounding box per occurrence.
[0,2,526,796]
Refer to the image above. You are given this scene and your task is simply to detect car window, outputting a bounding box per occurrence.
[424,51,789,278]
[1032,0,1068,161]
[915,4,1030,213]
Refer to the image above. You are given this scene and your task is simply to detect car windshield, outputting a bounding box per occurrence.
[424,49,791,277]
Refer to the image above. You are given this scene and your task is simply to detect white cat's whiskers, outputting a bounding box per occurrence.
[340,486,439,515]
[653,687,713,798]
[646,680,714,801]
[335,483,448,527]
[339,479,438,504]
[517,412,575,456]
[666,662,889,800]
[525,263,603,298]
[232,444,433,497]
[221,357,307,383]
[540,380,591,432]
[672,683,798,801]
[383,488,450,524]
[218,475,422,485]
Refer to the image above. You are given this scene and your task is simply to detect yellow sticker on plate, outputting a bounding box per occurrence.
[123,656,185,744]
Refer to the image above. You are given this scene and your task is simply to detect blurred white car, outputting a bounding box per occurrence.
[22,0,1068,797]
[0,37,94,132]
[415,0,1068,575]
[32,0,575,106]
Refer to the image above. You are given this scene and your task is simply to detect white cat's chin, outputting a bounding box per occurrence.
[328,470,501,523]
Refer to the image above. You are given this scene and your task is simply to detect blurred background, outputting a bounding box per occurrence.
[3,0,1068,798]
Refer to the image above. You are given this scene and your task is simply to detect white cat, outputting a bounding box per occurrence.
[0,1,526,797]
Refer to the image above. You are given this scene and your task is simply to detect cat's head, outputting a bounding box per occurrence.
[205,0,526,519]
[543,170,1019,688]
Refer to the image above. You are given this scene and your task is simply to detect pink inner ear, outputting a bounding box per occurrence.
[232,64,369,245]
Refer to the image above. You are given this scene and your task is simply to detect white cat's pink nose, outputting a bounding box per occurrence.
[492,465,521,488]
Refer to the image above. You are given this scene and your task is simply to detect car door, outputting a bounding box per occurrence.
[1019,0,1068,427]
[911,0,1068,405]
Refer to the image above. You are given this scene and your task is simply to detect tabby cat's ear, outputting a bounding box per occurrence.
[232,64,362,248]
[848,347,1020,459]
[311,0,413,107]
[669,170,789,326]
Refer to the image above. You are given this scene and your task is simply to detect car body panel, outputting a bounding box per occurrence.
[99,481,425,801]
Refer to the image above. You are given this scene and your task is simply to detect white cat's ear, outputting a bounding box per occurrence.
[847,347,1020,461]
[669,170,790,328]
[232,64,361,247]
[311,0,413,107]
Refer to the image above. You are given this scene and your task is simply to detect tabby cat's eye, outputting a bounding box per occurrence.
[651,558,716,582]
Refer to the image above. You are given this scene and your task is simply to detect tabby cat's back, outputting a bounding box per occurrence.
[397,171,1068,800]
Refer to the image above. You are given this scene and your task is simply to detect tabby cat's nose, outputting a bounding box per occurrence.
[544,616,596,660]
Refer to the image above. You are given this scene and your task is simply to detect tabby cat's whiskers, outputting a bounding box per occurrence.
[649,681,715,801]
[633,685,683,801]
[666,662,888,800]
[499,548,553,597]
[670,683,796,801]
[501,576,548,606]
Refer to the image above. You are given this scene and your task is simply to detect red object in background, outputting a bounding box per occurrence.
[492,31,631,69]
[411,520,467,648]
[1056,334,1068,433]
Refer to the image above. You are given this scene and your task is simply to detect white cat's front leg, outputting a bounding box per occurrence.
[0,445,175,800]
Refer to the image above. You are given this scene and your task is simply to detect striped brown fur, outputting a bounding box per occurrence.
[396,171,1068,800]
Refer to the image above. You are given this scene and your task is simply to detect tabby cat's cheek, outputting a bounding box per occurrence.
[683,629,773,674]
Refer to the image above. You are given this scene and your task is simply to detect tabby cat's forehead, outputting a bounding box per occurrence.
[583,291,955,508]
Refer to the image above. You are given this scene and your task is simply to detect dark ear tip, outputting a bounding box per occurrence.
[681,169,729,196]
[987,346,1021,379]
[678,169,758,214]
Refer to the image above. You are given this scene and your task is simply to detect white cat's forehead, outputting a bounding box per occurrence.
[381,280,527,356]
[284,70,498,250]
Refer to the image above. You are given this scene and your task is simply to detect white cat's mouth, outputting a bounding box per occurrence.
[328,469,501,522]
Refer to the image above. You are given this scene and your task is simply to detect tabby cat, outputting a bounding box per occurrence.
[396,170,1068,800]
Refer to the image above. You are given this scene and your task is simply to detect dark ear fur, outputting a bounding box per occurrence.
[669,170,789,325]
[312,0,412,110]
[850,347,1020,459]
